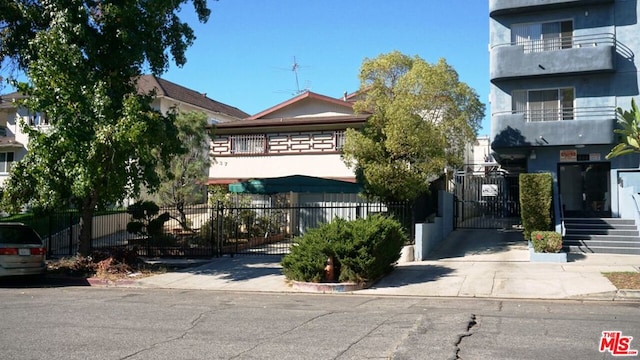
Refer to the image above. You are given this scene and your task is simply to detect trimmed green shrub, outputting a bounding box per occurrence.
[281,215,408,284]
[281,217,349,282]
[519,173,553,241]
[531,231,562,253]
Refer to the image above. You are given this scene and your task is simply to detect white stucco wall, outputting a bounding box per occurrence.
[210,153,355,180]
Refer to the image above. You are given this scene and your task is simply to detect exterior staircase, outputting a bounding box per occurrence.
[563,218,640,255]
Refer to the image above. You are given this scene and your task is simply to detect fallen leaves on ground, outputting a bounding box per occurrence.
[603,272,640,290]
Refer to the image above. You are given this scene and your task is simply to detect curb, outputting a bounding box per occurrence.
[291,280,369,293]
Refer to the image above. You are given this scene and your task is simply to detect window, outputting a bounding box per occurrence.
[512,88,574,122]
[231,135,265,154]
[0,152,14,173]
[28,112,49,126]
[512,21,573,53]
[335,131,345,151]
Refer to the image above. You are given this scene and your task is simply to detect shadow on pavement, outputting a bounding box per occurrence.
[0,275,91,288]
[425,228,526,260]
[177,255,283,282]
[369,264,455,289]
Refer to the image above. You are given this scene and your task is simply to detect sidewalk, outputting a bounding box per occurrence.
[131,229,640,300]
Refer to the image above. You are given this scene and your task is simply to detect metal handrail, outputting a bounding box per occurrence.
[558,194,565,237]
[492,106,619,122]
[491,32,616,50]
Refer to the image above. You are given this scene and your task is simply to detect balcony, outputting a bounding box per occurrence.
[491,34,616,81]
[491,107,617,150]
[490,0,614,16]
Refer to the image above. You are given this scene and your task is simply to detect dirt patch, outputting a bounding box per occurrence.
[603,272,640,290]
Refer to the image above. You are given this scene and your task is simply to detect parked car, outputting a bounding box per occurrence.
[0,223,46,277]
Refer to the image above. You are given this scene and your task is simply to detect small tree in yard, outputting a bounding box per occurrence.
[126,201,170,240]
[0,0,212,255]
[342,51,485,203]
[519,173,553,241]
[156,111,211,230]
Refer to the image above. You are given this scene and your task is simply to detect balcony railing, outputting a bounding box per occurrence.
[492,33,615,53]
[490,33,616,81]
[493,106,618,123]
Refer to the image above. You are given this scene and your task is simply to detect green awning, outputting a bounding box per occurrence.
[228,175,362,194]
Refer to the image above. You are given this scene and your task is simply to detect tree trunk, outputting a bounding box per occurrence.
[77,196,98,256]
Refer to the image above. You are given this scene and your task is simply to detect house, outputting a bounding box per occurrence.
[209,90,369,202]
[489,0,640,254]
[0,75,249,187]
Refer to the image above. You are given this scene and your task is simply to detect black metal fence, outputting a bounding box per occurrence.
[1,202,413,258]
[454,171,521,229]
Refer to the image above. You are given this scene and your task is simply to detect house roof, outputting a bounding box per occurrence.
[136,75,250,119]
[2,76,250,119]
[214,114,369,131]
[0,92,27,109]
[247,91,356,120]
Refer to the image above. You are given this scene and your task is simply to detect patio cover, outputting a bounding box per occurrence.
[228,175,362,194]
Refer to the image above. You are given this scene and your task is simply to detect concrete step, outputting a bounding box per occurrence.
[563,217,636,226]
[564,229,639,236]
[565,245,640,255]
[564,238,640,248]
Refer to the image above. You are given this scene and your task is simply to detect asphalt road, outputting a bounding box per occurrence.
[0,286,639,360]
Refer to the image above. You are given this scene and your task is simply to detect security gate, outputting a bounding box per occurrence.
[454,170,521,229]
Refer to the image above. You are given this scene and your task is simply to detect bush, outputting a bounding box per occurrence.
[519,173,553,241]
[281,215,407,284]
[281,217,349,283]
[531,231,563,253]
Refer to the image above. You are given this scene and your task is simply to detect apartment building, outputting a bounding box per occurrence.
[0,75,249,187]
[489,0,640,253]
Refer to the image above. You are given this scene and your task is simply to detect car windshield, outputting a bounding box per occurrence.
[0,226,42,245]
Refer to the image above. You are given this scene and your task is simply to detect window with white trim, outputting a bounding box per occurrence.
[512,20,573,53]
[231,134,265,154]
[0,152,14,173]
[512,88,574,122]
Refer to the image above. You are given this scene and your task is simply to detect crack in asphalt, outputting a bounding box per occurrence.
[118,310,211,360]
[453,314,478,360]
[333,315,396,360]
[227,311,334,360]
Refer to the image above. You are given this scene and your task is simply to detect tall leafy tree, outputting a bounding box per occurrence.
[606,99,640,159]
[0,0,211,255]
[156,111,211,230]
[342,51,485,202]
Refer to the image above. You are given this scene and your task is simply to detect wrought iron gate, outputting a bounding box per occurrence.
[454,170,521,229]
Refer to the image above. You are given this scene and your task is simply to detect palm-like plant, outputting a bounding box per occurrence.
[607,99,640,159]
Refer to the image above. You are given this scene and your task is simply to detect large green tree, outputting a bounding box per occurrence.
[0,0,211,255]
[156,111,211,230]
[606,99,640,159]
[342,51,485,202]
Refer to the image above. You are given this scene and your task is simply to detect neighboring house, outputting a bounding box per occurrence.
[0,75,249,187]
[462,135,499,175]
[136,75,249,125]
[209,90,368,192]
[489,0,640,254]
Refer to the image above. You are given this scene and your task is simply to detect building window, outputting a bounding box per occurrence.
[231,134,265,154]
[512,88,574,122]
[335,131,346,151]
[0,152,14,173]
[28,112,49,126]
[512,20,573,53]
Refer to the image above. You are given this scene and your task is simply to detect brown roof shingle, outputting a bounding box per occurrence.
[136,75,250,119]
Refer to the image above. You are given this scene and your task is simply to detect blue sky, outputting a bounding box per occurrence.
[164,1,491,134]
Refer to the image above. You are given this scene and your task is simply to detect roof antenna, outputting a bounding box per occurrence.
[292,56,303,95]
